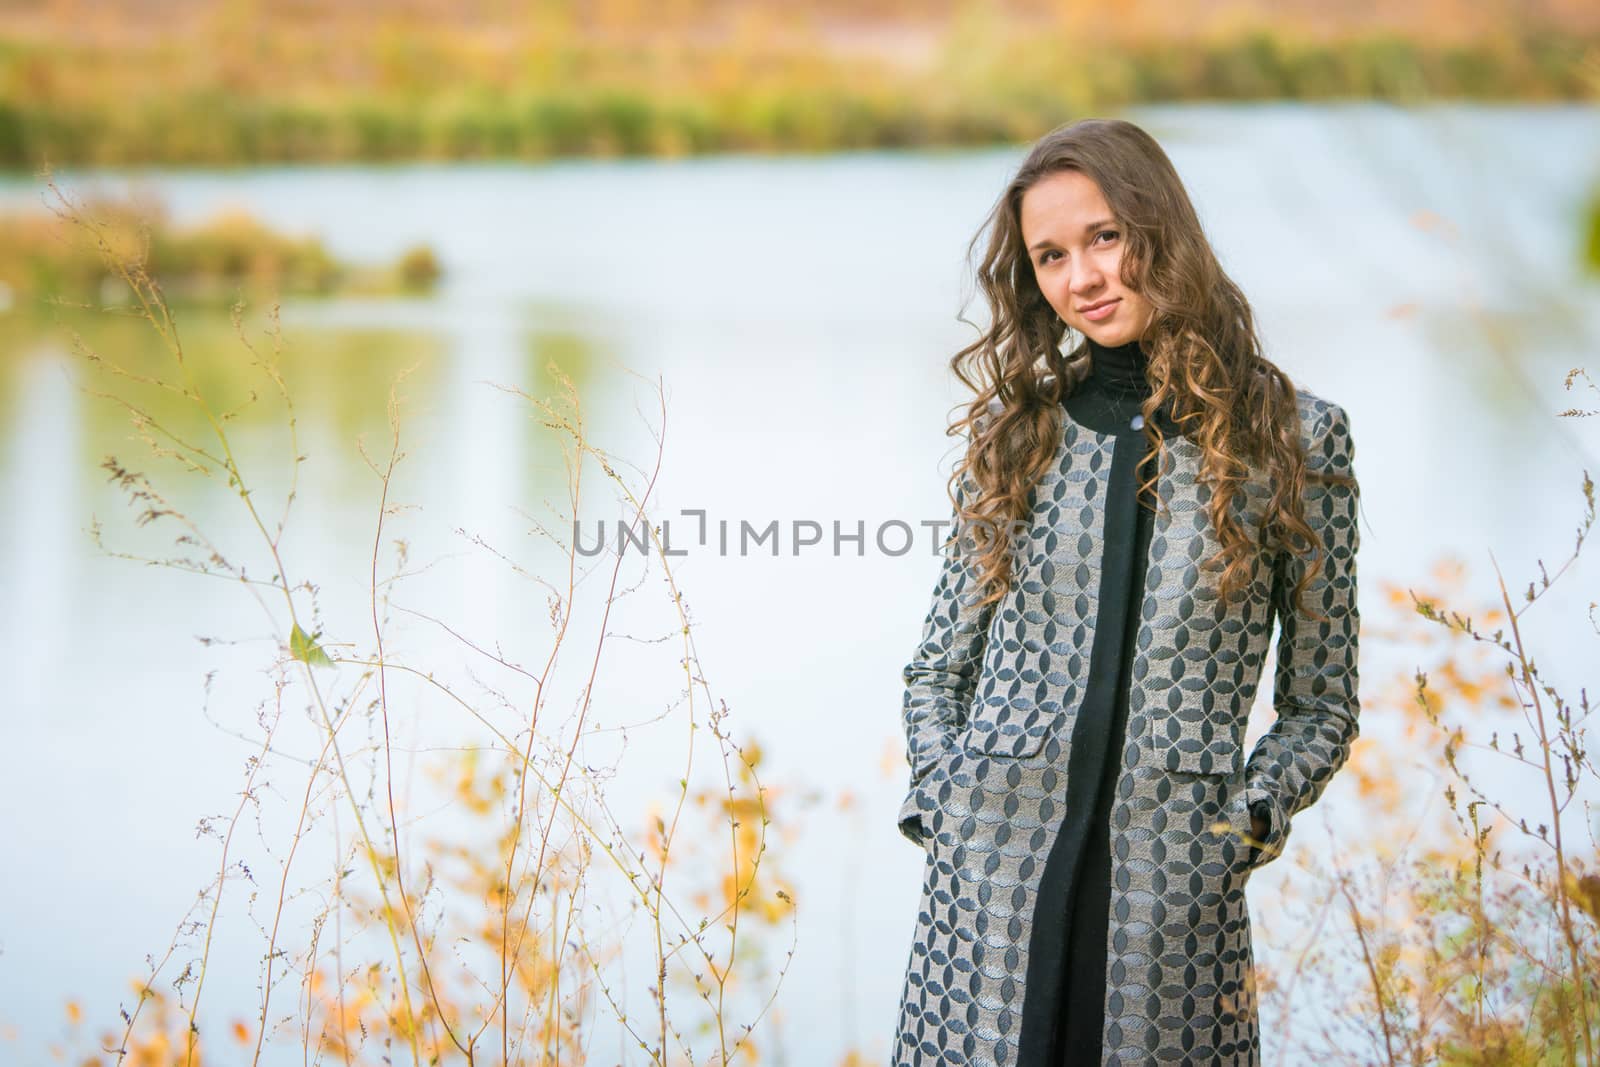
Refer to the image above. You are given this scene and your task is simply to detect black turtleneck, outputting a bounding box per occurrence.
[1063,335,1152,436]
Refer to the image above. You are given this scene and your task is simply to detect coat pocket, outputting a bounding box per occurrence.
[1221,787,1260,882]
[1150,709,1243,776]
[896,746,961,846]
[958,695,1055,758]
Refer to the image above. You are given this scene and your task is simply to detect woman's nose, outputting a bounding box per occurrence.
[1069,260,1103,294]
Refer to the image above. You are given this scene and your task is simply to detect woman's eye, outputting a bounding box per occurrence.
[1040,250,1060,265]
[1097,230,1120,244]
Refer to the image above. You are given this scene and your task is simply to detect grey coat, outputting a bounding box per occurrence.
[892,389,1361,1065]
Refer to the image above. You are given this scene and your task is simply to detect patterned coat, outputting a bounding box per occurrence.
[892,389,1361,1065]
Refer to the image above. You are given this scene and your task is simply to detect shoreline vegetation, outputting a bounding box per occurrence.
[3,0,1598,169]
[0,193,440,308]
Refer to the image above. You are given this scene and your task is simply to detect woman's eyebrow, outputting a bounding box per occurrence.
[1026,219,1117,252]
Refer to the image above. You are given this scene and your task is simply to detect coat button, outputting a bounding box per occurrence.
[1130,413,1145,431]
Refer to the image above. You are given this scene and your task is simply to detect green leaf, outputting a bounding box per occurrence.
[290,622,333,668]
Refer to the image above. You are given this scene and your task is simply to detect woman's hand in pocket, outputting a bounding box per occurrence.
[1250,810,1268,843]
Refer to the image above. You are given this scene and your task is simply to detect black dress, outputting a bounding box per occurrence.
[1013,337,1268,1064]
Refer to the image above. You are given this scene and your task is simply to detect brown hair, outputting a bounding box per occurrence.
[947,117,1351,616]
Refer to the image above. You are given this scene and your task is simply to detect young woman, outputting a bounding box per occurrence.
[892,118,1361,1066]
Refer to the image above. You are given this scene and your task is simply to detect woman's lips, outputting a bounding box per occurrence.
[1082,298,1120,322]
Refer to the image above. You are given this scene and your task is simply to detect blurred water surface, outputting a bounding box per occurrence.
[1,102,1598,1063]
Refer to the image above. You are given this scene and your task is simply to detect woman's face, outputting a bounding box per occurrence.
[1020,168,1155,347]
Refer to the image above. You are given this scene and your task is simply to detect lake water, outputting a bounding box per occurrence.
[2,102,1599,1064]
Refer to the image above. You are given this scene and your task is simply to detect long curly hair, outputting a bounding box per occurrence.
[947,117,1347,618]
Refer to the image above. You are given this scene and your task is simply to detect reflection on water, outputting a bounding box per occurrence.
[0,103,1597,1064]
[0,307,445,463]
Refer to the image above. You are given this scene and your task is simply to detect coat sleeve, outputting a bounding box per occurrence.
[1242,402,1361,871]
[895,470,998,846]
